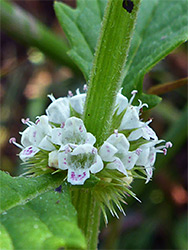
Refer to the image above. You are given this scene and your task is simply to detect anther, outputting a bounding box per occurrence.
[68,91,73,97]
[114,129,118,137]
[83,84,88,91]
[166,142,172,148]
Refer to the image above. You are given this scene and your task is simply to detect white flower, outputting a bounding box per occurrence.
[46,90,86,125]
[50,117,96,147]
[69,89,86,114]
[46,94,70,125]
[10,115,55,162]
[48,116,103,185]
[99,133,131,176]
[58,144,103,185]
[115,90,148,130]
[128,121,158,141]
[136,140,173,183]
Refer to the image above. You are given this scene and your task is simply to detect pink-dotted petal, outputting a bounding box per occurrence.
[67,169,90,185]
[136,148,150,166]
[51,128,64,145]
[99,142,117,162]
[122,151,139,170]
[19,146,39,162]
[58,151,68,170]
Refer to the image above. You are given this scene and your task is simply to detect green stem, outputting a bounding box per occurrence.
[83,0,141,146]
[0,0,79,73]
[72,189,101,249]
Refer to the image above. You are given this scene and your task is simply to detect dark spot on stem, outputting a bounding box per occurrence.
[122,0,134,13]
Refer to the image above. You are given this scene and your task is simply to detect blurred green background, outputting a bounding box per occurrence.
[0,1,187,249]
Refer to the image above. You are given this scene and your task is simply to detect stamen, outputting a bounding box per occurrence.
[114,129,118,137]
[9,137,23,149]
[83,84,88,91]
[68,90,73,97]
[166,141,173,148]
[129,90,138,105]
[163,148,167,155]
[21,118,30,124]
[9,137,16,144]
[145,118,153,125]
[35,118,40,125]
[47,94,56,102]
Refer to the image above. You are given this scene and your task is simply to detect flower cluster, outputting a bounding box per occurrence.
[10,88,172,186]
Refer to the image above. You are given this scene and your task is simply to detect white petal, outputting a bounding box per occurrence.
[99,142,117,162]
[62,117,87,144]
[71,144,93,155]
[148,148,157,166]
[38,136,56,151]
[70,93,86,114]
[136,148,150,166]
[46,97,70,124]
[67,168,90,185]
[50,128,64,145]
[107,133,130,154]
[19,146,39,162]
[35,115,52,135]
[48,150,59,168]
[145,165,153,183]
[90,155,103,173]
[143,125,158,140]
[86,132,96,145]
[122,151,139,170]
[58,151,68,170]
[119,106,142,130]
[21,127,32,147]
[115,93,128,115]
[106,157,128,176]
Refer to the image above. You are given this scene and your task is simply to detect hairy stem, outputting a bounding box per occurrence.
[83,0,141,146]
[72,189,101,249]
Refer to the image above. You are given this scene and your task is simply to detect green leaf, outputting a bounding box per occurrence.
[0,171,65,213]
[0,189,86,250]
[54,0,107,79]
[0,171,86,249]
[55,0,188,109]
[122,0,188,107]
